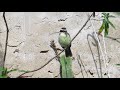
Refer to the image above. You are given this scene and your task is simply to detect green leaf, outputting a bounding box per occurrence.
[107,13,109,17]
[0,67,8,78]
[104,27,109,37]
[0,67,4,72]
[60,55,67,78]
[2,68,7,76]
[99,12,116,36]
[98,23,104,34]
[116,64,120,66]
[7,69,18,74]
[102,13,107,16]
[104,20,109,37]
[0,75,8,78]
[60,55,74,78]
[66,57,74,78]
[109,20,116,29]
[104,16,109,24]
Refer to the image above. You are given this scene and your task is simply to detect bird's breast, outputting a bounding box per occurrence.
[59,33,71,48]
[60,33,66,37]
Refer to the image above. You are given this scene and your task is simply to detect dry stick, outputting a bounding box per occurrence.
[17,13,94,78]
[90,13,109,78]
[77,55,89,78]
[106,36,120,43]
[102,31,110,78]
[87,34,100,78]
[3,12,9,67]
[92,33,103,78]
[77,55,84,78]
[98,13,110,78]
[50,40,60,61]
[70,13,93,43]
[7,41,24,47]
[90,19,104,78]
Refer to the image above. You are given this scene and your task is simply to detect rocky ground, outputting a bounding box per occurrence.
[0,12,120,78]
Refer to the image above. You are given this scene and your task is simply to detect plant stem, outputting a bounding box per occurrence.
[3,12,9,67]
[89,12,110,78]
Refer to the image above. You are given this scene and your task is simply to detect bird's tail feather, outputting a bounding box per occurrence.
[65,46,72,57]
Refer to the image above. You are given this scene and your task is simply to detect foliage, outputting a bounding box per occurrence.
[116,64,120,66]
[98,13,116,36]
[0,67,29,78]
[60,55,74,78]
[0,67,13,78]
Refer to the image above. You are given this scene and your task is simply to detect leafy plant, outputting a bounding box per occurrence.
[0,67,7,78]
[98,13,116,36]
[0,67,30,78]
[60,55,74,78]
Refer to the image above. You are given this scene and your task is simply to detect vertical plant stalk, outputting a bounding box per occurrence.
[90,19,105,78]
[3,12,9,67]
[89,13,109,78]
[98,13,110,78]
[87,34,100,78]
[77,55,84,78]
[60,55,74,78]
[102,25,110,78]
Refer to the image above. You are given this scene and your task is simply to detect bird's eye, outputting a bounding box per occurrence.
[60,30,63,32]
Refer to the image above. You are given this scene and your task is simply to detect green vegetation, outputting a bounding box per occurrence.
[0,67,30,78]
[98,13,116,36]
[60,55,74,78]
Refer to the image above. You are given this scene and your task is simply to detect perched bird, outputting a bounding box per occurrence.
[58,27,72,57]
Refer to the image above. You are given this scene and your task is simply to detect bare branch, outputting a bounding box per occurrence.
[50,40,60,61]
[3,12,9,67]
[7,41,24,47]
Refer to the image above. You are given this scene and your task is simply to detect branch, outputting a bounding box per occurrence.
[106,36,120,43]
[7,41,24,47]
[17,12,94,78]
[50,40,60,61]
[3,12,9,67]
[70,13,93,43]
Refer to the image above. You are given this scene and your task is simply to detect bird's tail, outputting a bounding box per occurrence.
[65,46,72,57]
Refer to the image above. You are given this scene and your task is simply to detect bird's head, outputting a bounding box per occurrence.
[60,27,67,32]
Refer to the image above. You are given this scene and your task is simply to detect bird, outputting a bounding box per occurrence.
[58,27,72,57]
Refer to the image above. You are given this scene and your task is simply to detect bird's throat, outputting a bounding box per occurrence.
[60,32,67,37]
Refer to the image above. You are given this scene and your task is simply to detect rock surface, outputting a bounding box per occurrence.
[0,12,120,78]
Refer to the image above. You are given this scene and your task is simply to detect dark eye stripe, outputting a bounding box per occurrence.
[60,30,67,32]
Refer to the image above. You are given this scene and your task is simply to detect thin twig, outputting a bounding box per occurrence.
[77,55,89,78]
[92,33,103,78]
[70,13,93,43]
[3,12,9,67]
[106,36,120,43]
[50,40,60,61]
[17,12,94,78]
[77,55,84,78]
[87,34,100,78]
[7,41,24,47]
